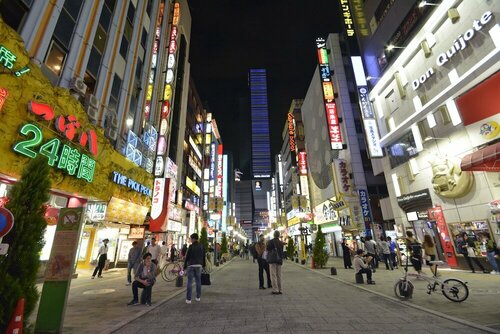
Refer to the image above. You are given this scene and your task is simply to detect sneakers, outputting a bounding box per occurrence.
[259,286,266,290]
[91,276,95,279]
[98,275,103,278]
[491,271,499,275]
[145,302,152,306]
[367,280,376,285]
[125,282,131,286]
[195,298,201,302]
[186,299,192,304]
[127,300,139,306]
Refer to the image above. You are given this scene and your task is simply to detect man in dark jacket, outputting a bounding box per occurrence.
[267,230,284,295]
[183,233,206,303]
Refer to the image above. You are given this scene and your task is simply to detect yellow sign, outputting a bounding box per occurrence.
[287,217,300,227]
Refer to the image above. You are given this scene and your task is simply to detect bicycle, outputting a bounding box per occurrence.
[394,259,469,302]
[161,259,184,282]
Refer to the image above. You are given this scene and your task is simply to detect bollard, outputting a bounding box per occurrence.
[176,275,183,287]
[330,267,337,275]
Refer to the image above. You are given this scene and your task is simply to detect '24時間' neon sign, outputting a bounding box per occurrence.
[12,101,98,183]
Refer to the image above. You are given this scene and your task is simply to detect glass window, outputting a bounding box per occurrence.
[84,71,96,95]
[105,0,116,12]
[99,5,112,32]
[135,59,143,79]
[53,9,75,49]
[63,0,82,20]
[127,2,135,23]
[123,21,133,41]
[110,74,122,100]
[387,132,418,169]
[0,0,30,32]
[119,36,129,59]
[141,28,147,48]
[146,0,152,17]
[87,46,102,77]
[93,25,107,53]
[44,40,66,76]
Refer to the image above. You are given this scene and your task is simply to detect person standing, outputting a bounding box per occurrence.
[267,230,284,295]
[92,238,109,279]
[484,236,499,274]
[341,238,352,269]
[148,237,161,266]
[364,236,378,270]
[127,252,157,306]
[387,236,398,269]
[255,234,272,289]
[458,233,488,273]
[183,233,206,304]
[160,241,169,268]
[170,244,177,262]
[405,231,423,275]
[422,234,437,276]
[379,236,393,270]
[126,241,142,285]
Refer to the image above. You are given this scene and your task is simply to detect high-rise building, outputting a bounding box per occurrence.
[249,69,272,179]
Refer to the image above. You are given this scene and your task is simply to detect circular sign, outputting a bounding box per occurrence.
[0,207,14,238]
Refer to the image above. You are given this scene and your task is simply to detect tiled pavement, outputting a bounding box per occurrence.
[112,258,500,334]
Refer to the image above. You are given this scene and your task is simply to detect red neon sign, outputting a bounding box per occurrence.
[298,151,307,175]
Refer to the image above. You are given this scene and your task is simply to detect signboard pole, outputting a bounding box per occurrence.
[35,207,85,334]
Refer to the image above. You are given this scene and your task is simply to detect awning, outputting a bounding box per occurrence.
[461,142,500,172]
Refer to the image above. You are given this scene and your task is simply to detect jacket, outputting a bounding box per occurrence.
[353,255,369,274]
[183,241,206,269]
[135,262,157,285]
[255,241,266,258]
[128,246,142,265]
[266,238,284,265]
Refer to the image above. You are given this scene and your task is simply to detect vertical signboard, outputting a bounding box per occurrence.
[36,208,84,333]
[298,151,308,175]
[315,37,343,150]
[216,144,223,197]
[428,205,458,267]
[358,189,373,236]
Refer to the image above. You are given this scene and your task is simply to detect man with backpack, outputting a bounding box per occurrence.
[405,231,423,275]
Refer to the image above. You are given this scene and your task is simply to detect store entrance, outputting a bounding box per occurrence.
[412,220,445,261]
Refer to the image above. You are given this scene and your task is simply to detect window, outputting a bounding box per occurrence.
[93,25,107,53]
[119,36,129,58]
[141,28,148,49]
[87,46,102,77]
[146,0,152,17]
[84,71,96,95]
[53,1,83,49]
[108,74,122,112]
[387,132,418,169]
[0,0,31,32]
[44,40,66,76]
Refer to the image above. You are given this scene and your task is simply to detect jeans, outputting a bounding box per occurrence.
[486,251,500,272]
[127,262,138,283]
[132,281,153,303]
[186,266,202,301]
[257,258,271,288]
[382,253,393,270]
[358,267,373,281]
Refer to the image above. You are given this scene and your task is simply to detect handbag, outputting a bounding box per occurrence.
[466,246,476,257]
[201,272,211,285]
[266,249,281,264]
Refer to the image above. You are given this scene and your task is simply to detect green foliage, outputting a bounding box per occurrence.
[200,227,209,253]
[312,225,329,268]
[286,238,295,259]
[0,156,51,331]
[221,233,228,254]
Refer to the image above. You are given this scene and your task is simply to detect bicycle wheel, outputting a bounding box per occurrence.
[160,264,170,282]
[394,279,414,300]
[441,278,469,302]
[163,262,181,282]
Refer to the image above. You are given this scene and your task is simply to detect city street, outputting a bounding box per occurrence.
[109,258,499,334]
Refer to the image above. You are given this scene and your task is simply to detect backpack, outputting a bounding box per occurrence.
[409,240,422,257]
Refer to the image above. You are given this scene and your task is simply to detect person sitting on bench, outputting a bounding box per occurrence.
[353,249,375,285]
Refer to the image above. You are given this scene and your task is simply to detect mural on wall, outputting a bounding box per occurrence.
[0,19,152,207]
[429,155,473,198]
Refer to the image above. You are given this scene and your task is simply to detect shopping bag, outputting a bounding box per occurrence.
[201,273,211,285]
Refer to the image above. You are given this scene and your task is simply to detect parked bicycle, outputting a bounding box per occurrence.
[394,259,469,302]
[161,260,184,282]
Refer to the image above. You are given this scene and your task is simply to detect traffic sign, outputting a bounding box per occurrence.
[0,207,14,238]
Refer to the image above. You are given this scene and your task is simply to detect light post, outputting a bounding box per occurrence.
[214,228,218,266]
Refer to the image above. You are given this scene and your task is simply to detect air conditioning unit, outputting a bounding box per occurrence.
[86,106,98,122]
[70,77,87,96]
[85,94,100,109]
[111,116,119,129]
[105,127,118,140]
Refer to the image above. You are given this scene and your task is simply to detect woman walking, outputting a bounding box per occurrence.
[422,234,437,276]
[341,238,352,269]
[379,236,393,270]
[267,230,284,295]
[458,233,488,273]
[92,238,109,279]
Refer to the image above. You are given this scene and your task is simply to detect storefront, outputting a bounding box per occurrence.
[0,23,153,274]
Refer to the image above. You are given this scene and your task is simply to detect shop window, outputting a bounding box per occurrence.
[0,0,30,32]
[449,222,492,257]
[44,40,66,76]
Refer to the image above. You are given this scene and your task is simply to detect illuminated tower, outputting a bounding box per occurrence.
[249,69,272,179]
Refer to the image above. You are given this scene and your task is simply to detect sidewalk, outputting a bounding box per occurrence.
[29,260,231,334]
[296,256,500,331]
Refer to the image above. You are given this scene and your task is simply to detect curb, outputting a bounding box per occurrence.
[292,261,500,334]
[101,257,234,334]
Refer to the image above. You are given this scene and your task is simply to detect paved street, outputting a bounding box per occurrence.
[111,258,499,334]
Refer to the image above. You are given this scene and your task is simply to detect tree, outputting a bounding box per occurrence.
[221,233,228,254]
[286,238,295,260]
[312,225,329,268]
[0,156,51,331]
[200,227,209,253]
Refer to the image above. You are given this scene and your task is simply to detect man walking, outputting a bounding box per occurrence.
[148,237,161,266]
[255,234,272,289]
[126,241,142,285]
[184,233,206,304]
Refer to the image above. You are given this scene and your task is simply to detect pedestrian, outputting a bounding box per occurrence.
[170,244,177,262]
[160,241,169,268]
[353,249,376,284]
[255,234,272,289]
[249,242,257,263]
[484,235,499,274]
[405,231,423,275]
[422,234,437,276]
[379,236,393,270]
[148,237,161,266]
[458,233,488,273]
[267,230,284,295]
[341,238,353,269]
[364,236,378,270]
[181,243,188,259]
[244,244,249,260]
[127,252,157,306]
[126,241,142,285]
[92,238,109,279]
[387,236,398,268]
[184,233,206,304]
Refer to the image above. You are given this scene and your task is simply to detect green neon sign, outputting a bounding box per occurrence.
[0,44,30,76]
[13,123,95,182]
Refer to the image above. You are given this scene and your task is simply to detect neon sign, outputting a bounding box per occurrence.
[315,37,343,150]
[111,171,152,196]
[0,45,30,76]
[13,123,95,182]
[0,88,8,112]
[339,0,355,37]
[287,113,296,151]
[298,151,307,175]
[216,145,223,197]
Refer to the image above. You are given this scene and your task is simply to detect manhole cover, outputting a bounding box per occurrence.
[83,289,116,295]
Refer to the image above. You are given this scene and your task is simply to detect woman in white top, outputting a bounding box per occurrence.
[92,238,109,279]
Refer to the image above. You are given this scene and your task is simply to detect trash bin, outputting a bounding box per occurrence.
[330,267,337,275]
[175,275,183,287]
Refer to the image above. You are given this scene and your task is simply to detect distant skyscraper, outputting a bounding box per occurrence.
[249,69,272,178]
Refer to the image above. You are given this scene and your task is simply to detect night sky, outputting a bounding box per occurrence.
[187,0,342,176]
